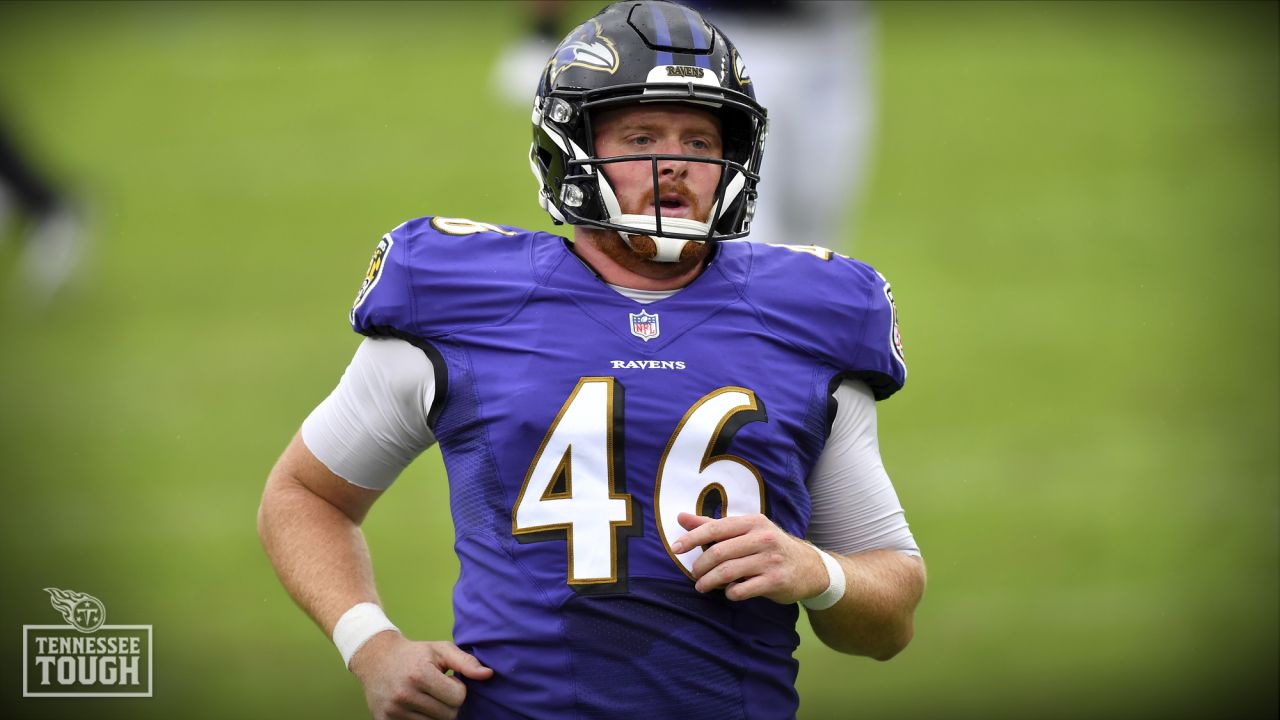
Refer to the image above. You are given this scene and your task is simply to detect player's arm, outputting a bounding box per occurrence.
[672,379,925,661]
[799,379,924,659]
[257,337,491,719]
[803,548,924,660]
[673,514,923,661]
[258,431,384,637]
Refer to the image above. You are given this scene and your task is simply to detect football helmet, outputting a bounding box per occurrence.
[529,1,768,261]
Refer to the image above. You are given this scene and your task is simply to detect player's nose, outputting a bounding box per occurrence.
[655,139,688,178]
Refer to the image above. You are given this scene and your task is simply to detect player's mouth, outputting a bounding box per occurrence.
[650,193,691,218]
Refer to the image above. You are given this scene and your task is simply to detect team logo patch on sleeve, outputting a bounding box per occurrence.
[350,234,393,322]
[883,279,906,370]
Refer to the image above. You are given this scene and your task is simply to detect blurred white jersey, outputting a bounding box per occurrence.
[711,1,878,249]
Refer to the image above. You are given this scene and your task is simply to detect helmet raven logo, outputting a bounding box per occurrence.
[733,50,751,86]
[551,19,619,82]
[45,587,107,633]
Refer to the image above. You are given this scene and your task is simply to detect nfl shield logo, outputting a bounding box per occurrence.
[629,310,660,342]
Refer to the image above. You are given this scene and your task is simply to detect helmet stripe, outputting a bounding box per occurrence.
[648,3,675,66]
[676,4,713,69]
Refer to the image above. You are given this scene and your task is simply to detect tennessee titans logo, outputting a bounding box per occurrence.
[45,588,106,633]
[550,19,619,82]
[629,310,660,342]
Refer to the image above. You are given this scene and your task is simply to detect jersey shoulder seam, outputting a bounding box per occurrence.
[732,242,839,368]
[393,220,546,339]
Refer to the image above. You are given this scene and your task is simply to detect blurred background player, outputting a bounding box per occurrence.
[492,0,877,250]
[0,108,85,300]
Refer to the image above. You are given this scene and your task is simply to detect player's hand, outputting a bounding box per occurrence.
[348,631,494,720]
[671,512,831,605]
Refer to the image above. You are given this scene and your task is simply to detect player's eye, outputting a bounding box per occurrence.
[630,136,653,146]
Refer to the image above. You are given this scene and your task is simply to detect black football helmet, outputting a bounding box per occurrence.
[529,0,768,261]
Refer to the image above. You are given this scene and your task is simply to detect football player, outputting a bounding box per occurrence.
[259,2,924,719]
[0,112,85,299]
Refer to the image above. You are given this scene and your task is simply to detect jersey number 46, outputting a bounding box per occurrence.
[512,377,767,589]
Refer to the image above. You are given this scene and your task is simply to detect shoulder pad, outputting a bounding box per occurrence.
[744,243,907,400]
[349,216,548,338]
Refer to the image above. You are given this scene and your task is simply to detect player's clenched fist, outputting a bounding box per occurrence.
[672,512,831,605]
[349,632,493,720]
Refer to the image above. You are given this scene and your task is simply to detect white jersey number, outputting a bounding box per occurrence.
[512,378,632,585]
[512,378,766,586]
[655,388,765,577]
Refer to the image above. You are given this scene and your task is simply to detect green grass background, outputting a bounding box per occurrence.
[1,1,1275,718]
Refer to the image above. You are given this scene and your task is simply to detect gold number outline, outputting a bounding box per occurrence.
[511,377,635,587]
[653,387,769,580]
[430,216,518,237]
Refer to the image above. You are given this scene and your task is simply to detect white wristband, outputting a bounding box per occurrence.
[332,602,400,669]
[800,547,847,611]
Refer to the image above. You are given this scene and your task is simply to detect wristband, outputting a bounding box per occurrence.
[800,547,847,611]
[332,602,400,669]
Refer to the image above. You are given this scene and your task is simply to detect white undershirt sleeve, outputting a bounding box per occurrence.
[805,379,921,557]
[300,336,438,490]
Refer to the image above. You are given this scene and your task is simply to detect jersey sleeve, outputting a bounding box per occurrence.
[300,336,438,490]
[349,224,415,335]
[805,378,919,556]
[348,216,545,339]
[847,265,908,400]
[744,244,908,400]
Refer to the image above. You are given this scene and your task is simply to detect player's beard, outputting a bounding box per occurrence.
[622,234,708,263]
[619,180,711,264]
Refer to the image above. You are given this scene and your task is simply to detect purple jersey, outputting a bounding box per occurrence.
[350,217,906,719]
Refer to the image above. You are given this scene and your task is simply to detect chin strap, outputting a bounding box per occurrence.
[612,214,713,262]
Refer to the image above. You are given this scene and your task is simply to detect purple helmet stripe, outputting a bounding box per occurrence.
[649,3,675,66]
[676,4,713,69]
